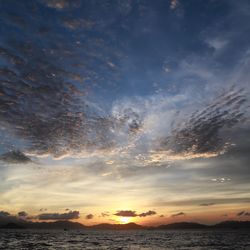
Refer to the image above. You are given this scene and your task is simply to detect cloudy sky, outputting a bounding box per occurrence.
[0,0,249,226]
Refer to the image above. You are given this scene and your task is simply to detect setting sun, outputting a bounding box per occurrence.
[119,217,131,224]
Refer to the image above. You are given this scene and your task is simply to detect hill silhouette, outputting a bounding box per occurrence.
[1,220,250,230]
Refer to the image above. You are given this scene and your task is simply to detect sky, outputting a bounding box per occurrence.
[0,0,250,226]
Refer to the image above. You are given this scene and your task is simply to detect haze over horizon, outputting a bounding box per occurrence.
[0,0,250,227]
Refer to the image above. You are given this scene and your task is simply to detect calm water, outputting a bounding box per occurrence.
[0,229,250,249]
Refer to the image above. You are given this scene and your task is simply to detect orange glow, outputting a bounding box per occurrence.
[119,217,131,224]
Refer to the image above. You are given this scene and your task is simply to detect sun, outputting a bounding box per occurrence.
[119,217,130,224]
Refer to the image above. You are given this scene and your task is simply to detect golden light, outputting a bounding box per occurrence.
[119,217,130,224]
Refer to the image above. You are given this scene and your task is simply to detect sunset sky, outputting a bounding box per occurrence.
[0,0,250,226]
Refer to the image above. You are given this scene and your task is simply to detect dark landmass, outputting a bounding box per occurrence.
[1,223,25,229]
[156,222,208,230]
[1,220,250,230]
[212,221,250,230]
[90,222,144,230]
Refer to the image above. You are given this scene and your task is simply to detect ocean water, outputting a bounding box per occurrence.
[0,229,250,250]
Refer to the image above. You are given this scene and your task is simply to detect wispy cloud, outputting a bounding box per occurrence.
[199,203,215,207]
[171,212,185,217]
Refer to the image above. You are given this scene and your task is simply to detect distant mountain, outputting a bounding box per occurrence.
[90,222,144,230]
[212,221,250,230]
[156,222,208,230]
[24,221,86,230]
[0,222,25,229]
[0,221,85,230]
[0,220,249,230]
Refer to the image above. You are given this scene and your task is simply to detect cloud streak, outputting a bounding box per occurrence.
[171,212,185,217]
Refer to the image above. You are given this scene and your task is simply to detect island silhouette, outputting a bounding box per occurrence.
[1,221,250,230]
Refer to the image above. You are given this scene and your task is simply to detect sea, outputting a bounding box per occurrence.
[0,229,250,249]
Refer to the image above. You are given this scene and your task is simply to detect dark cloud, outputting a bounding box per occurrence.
[18,211,28,217]
[85,214,94,220]
[0,151,31,164]
[101,212,110,217]
[237,211,250,217]
[237,211,245,216]
[199,203,215,207]
[171,212,186,217]
[114,210,157,218]
[0,211,10,217]
[38,210,79,220]
[0,1,125,158]
[114,210,137,217]
[138,210,157,217]
[160,88,247,156]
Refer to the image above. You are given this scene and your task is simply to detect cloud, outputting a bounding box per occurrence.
[171,212,185,217]
[237,211,250,216]
[170,0,179,10]
[159,88,247,157]
[85,214,94,220]
[0,151,31,164]
[18,211,28,217]
[206,38,228,51]
[0,211,10,217]
[41,0,81,10]
[199,203,215,207]
[114,210,137,217]
[37,210,79,220]
[101,212,110,217]
[114,210,157,218]
[62,18,95,30]
[0,13,248,163]
[237,211,245,216]
[138,210,157,217]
